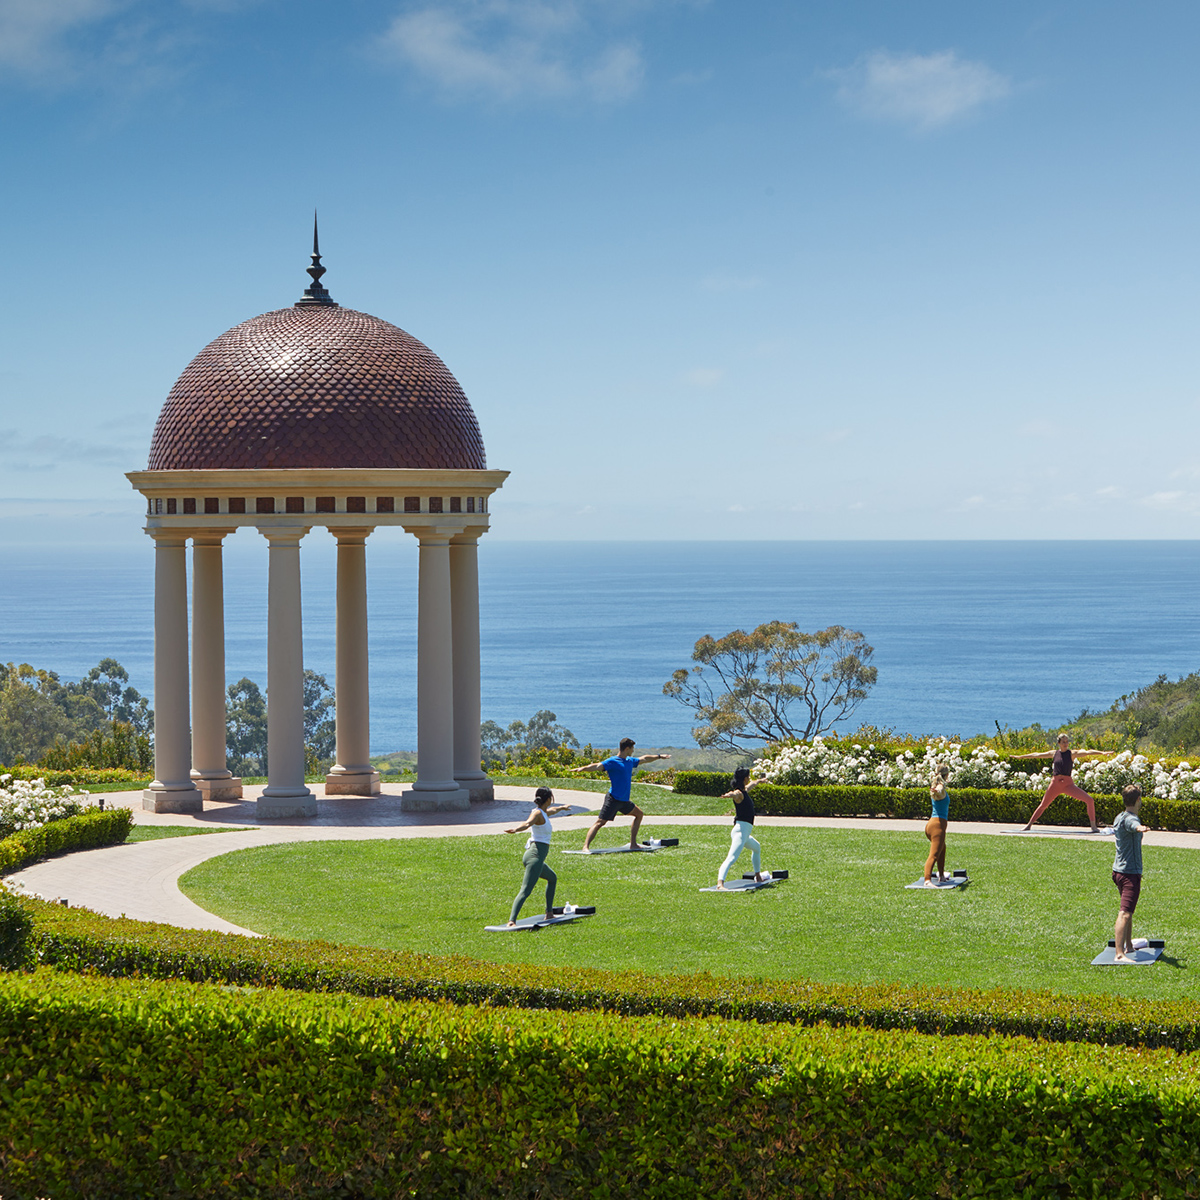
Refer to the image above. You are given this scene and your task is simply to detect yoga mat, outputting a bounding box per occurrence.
[1091,939,1164,965]
[485,908,595,933]
[906,870,969,890]
[700,878,773,892]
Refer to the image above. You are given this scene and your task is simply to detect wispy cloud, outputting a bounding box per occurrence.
[0,427,141,470]
[684,367,722,387]
[0,0,123,77]
[828,49,1011,131]
[376,1,645,102]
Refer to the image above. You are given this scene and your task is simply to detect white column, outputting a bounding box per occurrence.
[402,531,469,811]
[191,532,242,801]
[143,531,202,813]
[258,526,316,818]
[326,528,381,796]
[450,535,492,802]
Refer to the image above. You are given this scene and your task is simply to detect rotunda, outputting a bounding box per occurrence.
[128,227,507,818]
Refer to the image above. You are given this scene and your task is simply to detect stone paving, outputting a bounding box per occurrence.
[9,783,1199,936]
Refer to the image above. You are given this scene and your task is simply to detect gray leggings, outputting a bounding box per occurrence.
[510,841,557,922]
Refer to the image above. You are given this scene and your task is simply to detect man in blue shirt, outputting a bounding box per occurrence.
[573,738,670,852]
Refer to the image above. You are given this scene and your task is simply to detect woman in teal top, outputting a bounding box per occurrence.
[923,764,951,886]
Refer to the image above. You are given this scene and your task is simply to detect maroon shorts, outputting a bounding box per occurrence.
[1113,871,1141,914]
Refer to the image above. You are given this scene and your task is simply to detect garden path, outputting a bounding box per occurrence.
[9,785,1200,936]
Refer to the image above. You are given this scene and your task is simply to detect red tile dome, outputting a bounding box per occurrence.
[147,305,487,470]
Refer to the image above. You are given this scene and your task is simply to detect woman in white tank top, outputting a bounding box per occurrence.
[505,787,571,925]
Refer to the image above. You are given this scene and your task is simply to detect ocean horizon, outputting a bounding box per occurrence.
[2,539,1198,755]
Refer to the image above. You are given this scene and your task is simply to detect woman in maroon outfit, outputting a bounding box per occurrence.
[1016,734,1114,833]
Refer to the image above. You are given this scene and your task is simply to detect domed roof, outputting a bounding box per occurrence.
[146,302,487,472]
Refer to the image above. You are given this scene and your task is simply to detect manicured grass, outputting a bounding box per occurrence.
[179,825,1198,1001]
[496,775,727,814]
[126,825,253,843]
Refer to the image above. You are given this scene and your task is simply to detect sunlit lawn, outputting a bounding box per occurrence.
[179,824,1199,1002]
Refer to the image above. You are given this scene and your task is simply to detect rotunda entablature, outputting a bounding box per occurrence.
[126,467,508,535]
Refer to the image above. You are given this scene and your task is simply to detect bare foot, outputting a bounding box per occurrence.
[1021,824,1033,832]
[716,881,727,890]
[1114,952,1130,962]
[507,921,517,927]
[923,879,937,888]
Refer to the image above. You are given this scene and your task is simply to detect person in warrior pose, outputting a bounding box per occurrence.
[1015,733,1115,833]
[504,787,572,926]
[923,763,951,887]
[717,767,769,890]
[572,739,671,852]
[1111,785,1149,962]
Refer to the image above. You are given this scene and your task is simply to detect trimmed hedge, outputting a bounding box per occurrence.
[672,770,1200,829]
[4,968,1200,1198]
[0,808,133,875]
[21,894,1200,1052]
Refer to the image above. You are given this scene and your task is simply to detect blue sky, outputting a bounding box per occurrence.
[3,0,1200,545]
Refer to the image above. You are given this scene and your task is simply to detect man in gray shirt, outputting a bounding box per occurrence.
[1111,784,1149,962]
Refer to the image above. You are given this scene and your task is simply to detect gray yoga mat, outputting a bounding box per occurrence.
[564,839,678,855]
[906,870,969,890]
[700,878,772,892]
[1091,939,1164,965]
[485,908,595,933]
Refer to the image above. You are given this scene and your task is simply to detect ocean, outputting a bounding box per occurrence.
[2,539,1198,754]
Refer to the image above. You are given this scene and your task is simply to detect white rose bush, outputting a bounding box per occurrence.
[755,739,1200,801]
[0,773,92,839]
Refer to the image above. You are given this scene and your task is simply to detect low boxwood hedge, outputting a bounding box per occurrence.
[672,770,1200,829]
[0,807,132,876]
[3,968,1200,1199]
[18,894,1200,1052]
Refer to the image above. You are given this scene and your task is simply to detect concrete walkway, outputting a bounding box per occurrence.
[8,784,1199,936]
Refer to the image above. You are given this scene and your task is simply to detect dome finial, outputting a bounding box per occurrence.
[295,211,339,308]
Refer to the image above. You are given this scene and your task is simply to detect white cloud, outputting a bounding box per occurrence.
[0,0,123,75]
[0,427,140,469]
[1140,490,1200,513]
[376,1,645,102]
[829,49,1011,131]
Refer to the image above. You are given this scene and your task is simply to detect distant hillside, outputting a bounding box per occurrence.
[1067,673,1200,754]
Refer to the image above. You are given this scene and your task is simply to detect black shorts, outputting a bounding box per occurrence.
[598,793,635,822]
[1113,870,1142,914]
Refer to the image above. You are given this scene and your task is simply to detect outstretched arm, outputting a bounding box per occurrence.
[570,761,605,773]
[639,753,671,763]
[1010,751,1054,759]
[505,810,547,835]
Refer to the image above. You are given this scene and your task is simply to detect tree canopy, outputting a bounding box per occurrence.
[663,622,877,753]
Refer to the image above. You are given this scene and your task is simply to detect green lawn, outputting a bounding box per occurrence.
[179,825,1198,1001]
[497,775,726,814]
[126,825,253,842]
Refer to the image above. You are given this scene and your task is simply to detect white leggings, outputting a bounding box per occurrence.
[719,821,762,881]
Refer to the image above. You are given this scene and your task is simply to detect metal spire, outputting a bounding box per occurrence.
[295,211,339,308]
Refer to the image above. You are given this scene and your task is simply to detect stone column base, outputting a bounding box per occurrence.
[324,770,382,796]
[143,786,203,814]
[400,787,470,812]
[256,790,318,819]
[194,777,244,802]
[457,778,495,803]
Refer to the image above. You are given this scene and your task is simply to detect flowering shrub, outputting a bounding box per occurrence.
[0,774,91,840]
[756,740,1200,801]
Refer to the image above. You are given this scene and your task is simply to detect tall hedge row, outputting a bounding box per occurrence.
[18,895,1200,1051]
[0,807,132,875]
[2,968,1200,1199]
[672,770,1200,829]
